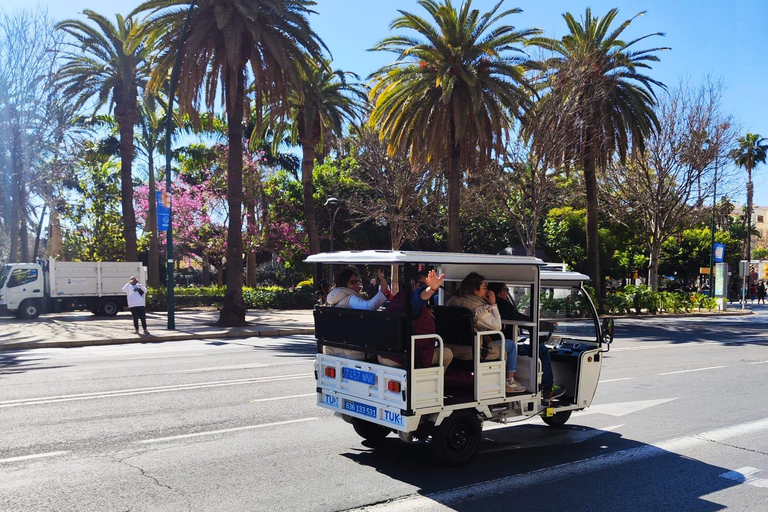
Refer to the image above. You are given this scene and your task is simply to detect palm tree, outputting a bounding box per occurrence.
[56,11,155,262]
[731,133,768,262]
[134,0,325,326]
[369,0,538,252]
[286,58,366,257]
[528,8,667,304]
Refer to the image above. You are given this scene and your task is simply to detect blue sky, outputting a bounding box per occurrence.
[5,0,768,205]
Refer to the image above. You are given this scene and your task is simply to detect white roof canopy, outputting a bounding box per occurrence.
[305,250,544,267]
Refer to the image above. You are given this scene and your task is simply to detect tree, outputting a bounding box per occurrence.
[286,58,365,261]
[135,0,325,326]
[0,9,64,262]
[529,8,667,304]
[369,0,538,252]
[731,133,767,262]
[602,82,735,290]
[56,11,155,262]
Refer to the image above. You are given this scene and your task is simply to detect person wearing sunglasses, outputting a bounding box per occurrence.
[324,268,390,360]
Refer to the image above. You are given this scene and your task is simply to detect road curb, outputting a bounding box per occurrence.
[607,310,754,320]
[0,328,315,352]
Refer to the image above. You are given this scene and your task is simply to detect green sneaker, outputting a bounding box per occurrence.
[546,385,566,400]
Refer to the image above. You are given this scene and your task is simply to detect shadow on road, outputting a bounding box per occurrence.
[341,424,736,511]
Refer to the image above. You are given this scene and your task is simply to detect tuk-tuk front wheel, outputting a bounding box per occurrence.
[542,409,572,427]
[432,411,482,466]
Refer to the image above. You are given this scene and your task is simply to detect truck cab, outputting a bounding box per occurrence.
[0,263,44,318]
[306,251,613,465]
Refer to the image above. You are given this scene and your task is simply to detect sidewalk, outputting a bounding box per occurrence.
[0,309,315,351]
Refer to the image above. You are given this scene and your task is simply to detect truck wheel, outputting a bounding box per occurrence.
[542,410,572,427]
[431,411,482,466]
[18,300,42,319]
[352,418,391,443]
[99,300,122,316]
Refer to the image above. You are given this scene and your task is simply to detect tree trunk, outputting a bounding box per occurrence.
[9,123,22,263]
[583,153,603,309]
[202,254,210,286]
[117,111,138,262]
[648,239,662,292]
[33,204,46,261]
[46,203,63,259]
[446,143,462,252]
[147,151,160,287]
[217,67,247,327]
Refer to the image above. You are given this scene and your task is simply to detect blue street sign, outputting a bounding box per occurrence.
[714,243,725,263]
[157,191,171,232]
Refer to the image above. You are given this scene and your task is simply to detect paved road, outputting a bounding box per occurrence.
[2,310,768,511]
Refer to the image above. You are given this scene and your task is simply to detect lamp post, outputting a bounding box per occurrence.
[325,197,341,282]
[708,149,718,298]
[164,0,198,329]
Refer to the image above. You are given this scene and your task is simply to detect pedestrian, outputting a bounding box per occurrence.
[759,281,766,305]
[122,276,149,335]
[750,282,758,303]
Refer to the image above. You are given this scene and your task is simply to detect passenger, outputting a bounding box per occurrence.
[488,283,565,400]
[379,269,454,370]
[446,272,526,394]
[323,268,390,360]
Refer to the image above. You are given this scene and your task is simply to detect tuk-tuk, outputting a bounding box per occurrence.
[306,251,614,465]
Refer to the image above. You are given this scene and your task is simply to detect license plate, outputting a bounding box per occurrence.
[344,399,377,419]
[342,367,376,386]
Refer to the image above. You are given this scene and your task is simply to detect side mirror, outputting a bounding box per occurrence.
[601,318,614,345]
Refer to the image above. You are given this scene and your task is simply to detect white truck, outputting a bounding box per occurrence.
[0,258,147,319]
[307,251,614,466]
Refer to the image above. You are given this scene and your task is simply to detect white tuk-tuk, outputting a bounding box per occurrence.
[307,251,614,465]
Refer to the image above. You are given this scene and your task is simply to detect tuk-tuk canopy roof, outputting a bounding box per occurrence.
[305,250,545,267]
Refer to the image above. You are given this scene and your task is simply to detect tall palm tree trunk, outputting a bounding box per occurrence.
[446,137,462,252]
[583,153,603,308]
[118,114,138,262]
[147,151,160,287]
[9,123,22,262]
[218,68,247,327]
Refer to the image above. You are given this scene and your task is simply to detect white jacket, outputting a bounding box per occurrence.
[122,282,148,308]
[446,294,501,332]
[326,286,387,311]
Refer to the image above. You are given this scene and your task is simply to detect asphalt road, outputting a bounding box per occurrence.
[2,308,768,511]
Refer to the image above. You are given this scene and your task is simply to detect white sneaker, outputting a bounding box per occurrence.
[506,378,526,394]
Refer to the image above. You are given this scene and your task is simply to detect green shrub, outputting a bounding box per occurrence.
[146,285,316,311]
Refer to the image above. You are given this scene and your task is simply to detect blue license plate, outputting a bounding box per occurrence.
[344,400,377,419]
[342,367,376,386]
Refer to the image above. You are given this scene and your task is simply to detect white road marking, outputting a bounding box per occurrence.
[170,361,308,373]
[749,360,768,365]
[612,341,719,352]
[249,393,315,403]
[573,398,678,418]
[658,365,726,376]
[351,416,768,511]
[0,373,313,408]
[600,377,632,383]
[139,417,319,444]
[0,451,69,464]
[720,467,768,488]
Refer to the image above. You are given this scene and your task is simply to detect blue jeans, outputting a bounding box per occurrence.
[519,342,554,390]
[504,339,518,373]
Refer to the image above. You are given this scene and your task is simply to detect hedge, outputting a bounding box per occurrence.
[606,284,719,315]
[146,285,316,311]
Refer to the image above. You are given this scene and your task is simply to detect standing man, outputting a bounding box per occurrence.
[122,276,149,335]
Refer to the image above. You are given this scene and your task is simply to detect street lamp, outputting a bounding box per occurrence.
[324,197,341,283]
[325,197,341,252]
[708,143,718,298]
